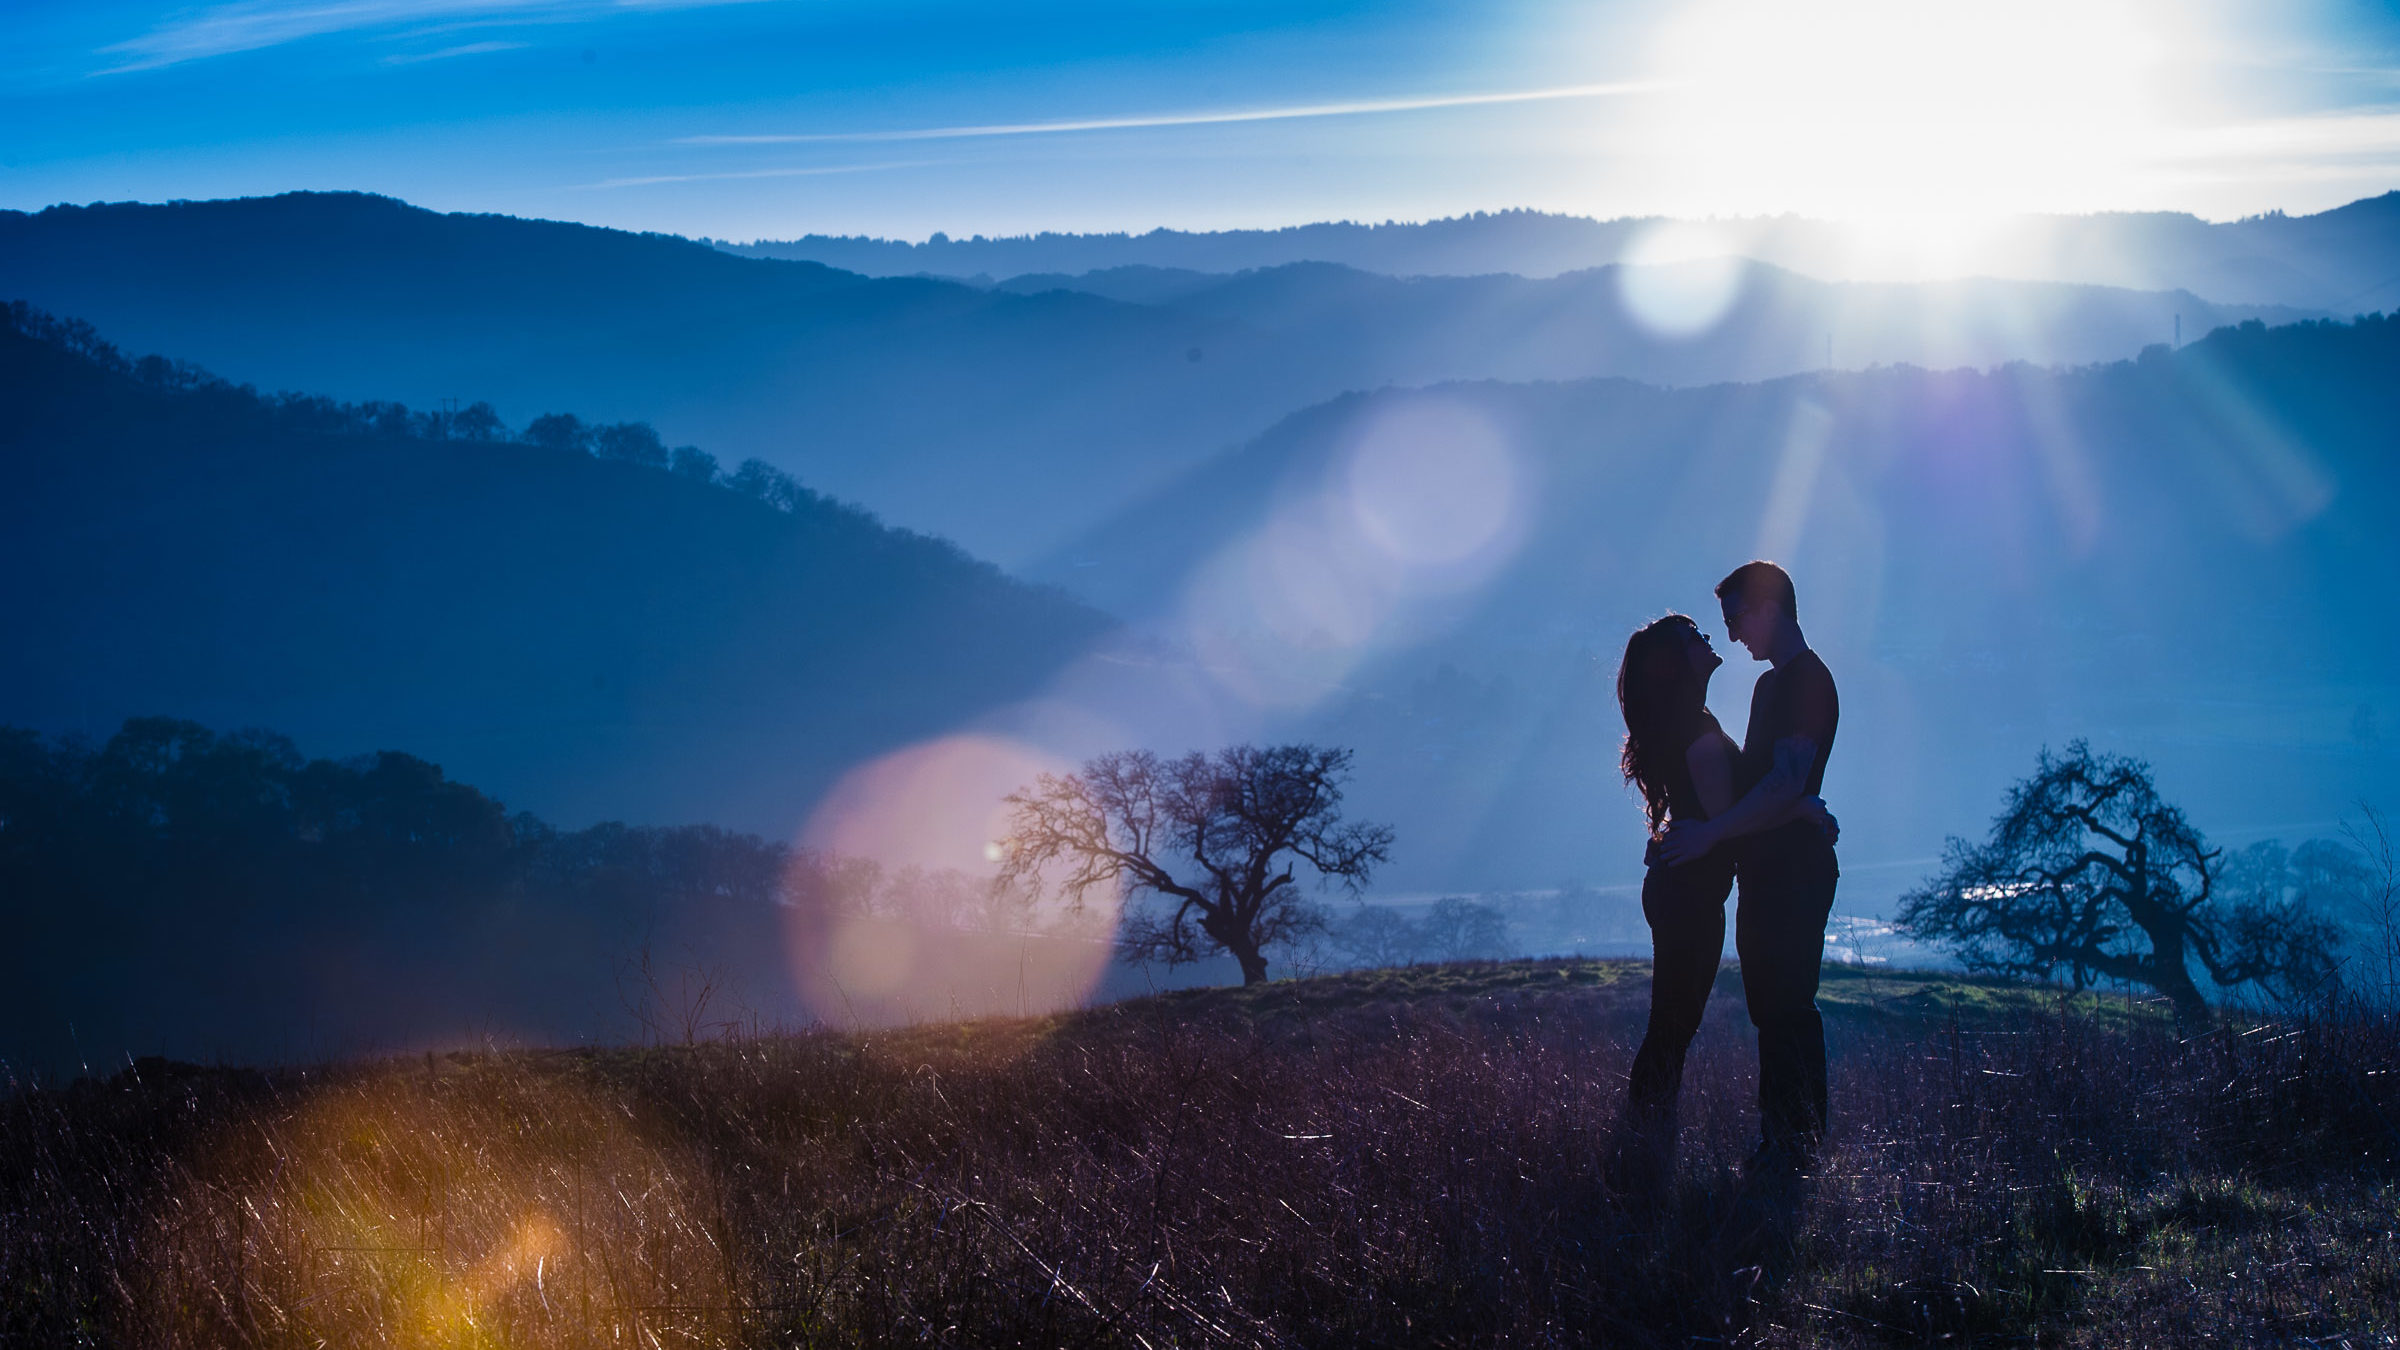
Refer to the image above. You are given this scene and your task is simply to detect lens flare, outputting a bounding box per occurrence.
[1756,395,1834,560]
[145,1068,727,1346]
[1618,222,1746,339]
[2173,358,2336,540]
[1180,512,1394,707]
[1176,397,1530,711]
[1345,399,1524,580]
[802,733,1061,874]
[790,735,1120,1027]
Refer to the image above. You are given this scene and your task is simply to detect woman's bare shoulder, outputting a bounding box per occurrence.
[1684,722,1738,767]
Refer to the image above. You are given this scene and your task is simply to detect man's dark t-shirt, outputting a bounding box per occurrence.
[1736,647,1839,855]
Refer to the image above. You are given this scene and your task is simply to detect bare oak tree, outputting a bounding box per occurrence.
[998,744,1394,985]
[1897,741,2341,1028]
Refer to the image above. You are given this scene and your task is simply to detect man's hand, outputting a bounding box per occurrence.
[1657,819,1719,867]
[1798,796,1840,845]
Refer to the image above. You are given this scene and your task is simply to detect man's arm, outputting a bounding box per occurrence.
[1788,656,1838,772]
[1656,736,1816,864]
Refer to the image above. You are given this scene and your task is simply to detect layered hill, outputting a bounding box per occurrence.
[0,193,1254,566]
[0,193,2309,565]
[0,308,1107,835]
[997,261,2300,390]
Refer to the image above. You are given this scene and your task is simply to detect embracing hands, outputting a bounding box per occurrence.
[1654,819,1719,867]
[1654,734,1838,866]
[1656,797,1838,865]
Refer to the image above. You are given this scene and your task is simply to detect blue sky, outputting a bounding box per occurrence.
[5,0,2400,240]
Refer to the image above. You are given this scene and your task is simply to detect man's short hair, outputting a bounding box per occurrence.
[1715,560,1797,622]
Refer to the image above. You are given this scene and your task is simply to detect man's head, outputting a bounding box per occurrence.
[1715,560,1797,661]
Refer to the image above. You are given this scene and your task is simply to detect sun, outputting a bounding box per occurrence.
[1638,0,2168,232]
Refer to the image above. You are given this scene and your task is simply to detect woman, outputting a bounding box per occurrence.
[1611,614,1832,1159]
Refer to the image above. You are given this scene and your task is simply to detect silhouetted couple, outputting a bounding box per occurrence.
[1610,560,1840,1194]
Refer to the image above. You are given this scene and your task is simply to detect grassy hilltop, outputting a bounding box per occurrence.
[6,961,2397,1347]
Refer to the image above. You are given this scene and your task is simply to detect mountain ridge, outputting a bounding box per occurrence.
[726,192,2400,310]
[0,192,2322,566]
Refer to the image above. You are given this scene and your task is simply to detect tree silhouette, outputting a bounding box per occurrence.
[1328,896,1510,969]
[131,353,205,390]
[1330,903,1422,968]
[452,401,504,441]
[1897,742,2341,1026]
[999,745,1393,985]
[728,457,809,511]
[523,412,590,453]
[360,401,414,438]
[1421,896,1512,962]
[594,421,668,468]
[0,716,842,1063]
[4,302,854,520]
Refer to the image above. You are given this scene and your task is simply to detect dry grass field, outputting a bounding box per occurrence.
[5,960,2397,1347]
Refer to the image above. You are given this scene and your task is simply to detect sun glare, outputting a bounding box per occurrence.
[1641,0,2167,231]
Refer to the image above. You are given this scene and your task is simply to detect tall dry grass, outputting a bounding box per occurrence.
[4,963,2396,1346]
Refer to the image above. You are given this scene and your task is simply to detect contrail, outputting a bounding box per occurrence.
[673,80,1667,146]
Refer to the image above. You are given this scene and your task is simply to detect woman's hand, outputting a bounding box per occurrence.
[1798,796,1840,844]
[1656,819,1720,867]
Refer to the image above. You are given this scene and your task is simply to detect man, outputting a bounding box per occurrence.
[1658,560,1840,1154]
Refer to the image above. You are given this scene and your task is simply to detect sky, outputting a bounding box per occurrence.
[4,0,2400,241]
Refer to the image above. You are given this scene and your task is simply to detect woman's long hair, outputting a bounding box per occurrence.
[1618,613,1707,837]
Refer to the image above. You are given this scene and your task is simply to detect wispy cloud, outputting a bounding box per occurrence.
[576,159,952,189]
[2187,107,2400,157]
[97,0,760,74]
[673,81,1668,147]
[382,39,528,63]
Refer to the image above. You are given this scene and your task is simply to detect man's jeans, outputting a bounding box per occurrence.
[1736,823,1840,1146]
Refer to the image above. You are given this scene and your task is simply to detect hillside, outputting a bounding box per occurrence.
[5,961,2392,1346]
[1035,316,2400,893]
[734,192,2400,309]
[0,193,1271,564]
[0,308,1107,835]
[0,193,2312,564]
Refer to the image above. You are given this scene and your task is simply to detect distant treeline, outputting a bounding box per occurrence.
[713,193,2400,308]
[0,717,1033,1074]
[1,301,845,526]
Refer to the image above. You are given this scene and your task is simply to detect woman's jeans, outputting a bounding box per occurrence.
[1626,851,1735,1117]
